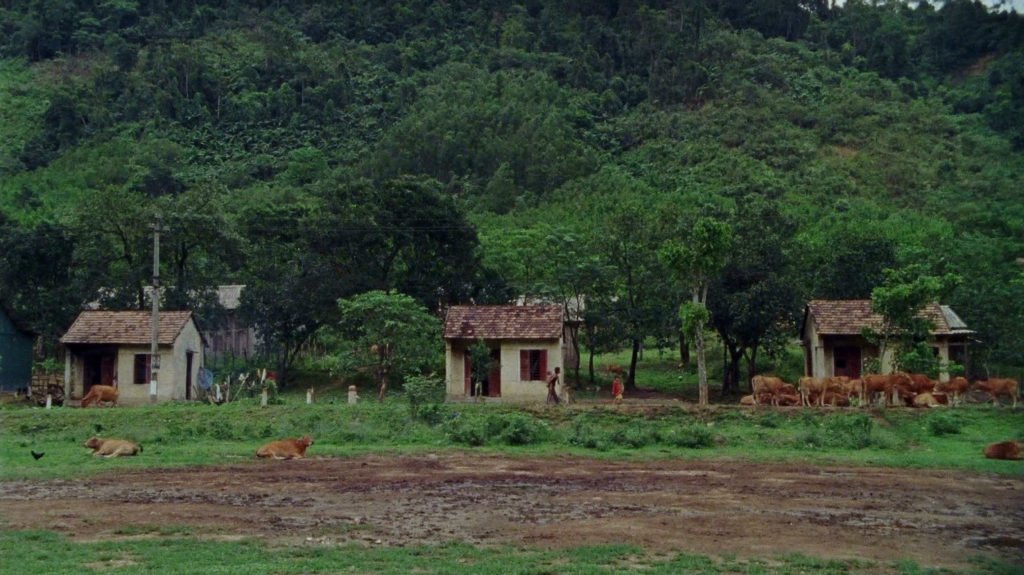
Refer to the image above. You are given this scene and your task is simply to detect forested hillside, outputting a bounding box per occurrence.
[1,1,1022,388]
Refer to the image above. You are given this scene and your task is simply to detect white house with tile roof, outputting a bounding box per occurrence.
[443,305,564,402]
[61,310,204,405]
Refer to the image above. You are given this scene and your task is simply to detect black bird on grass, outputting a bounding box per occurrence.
[31,450,44,460]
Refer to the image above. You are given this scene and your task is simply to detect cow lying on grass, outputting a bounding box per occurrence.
[85,436,141,457]
[983,441,1022,460]
[256,434,314,459]
[81,385,118,407]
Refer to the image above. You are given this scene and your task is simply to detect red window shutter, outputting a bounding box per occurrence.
[520,350,529,380]
[539,350,547,381]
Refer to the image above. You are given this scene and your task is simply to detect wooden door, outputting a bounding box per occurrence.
[833,346,861,378]
[488,349,501,397]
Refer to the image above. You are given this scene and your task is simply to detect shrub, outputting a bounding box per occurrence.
[926,412,963,437]
[404,374,447,423]
[497,413,548,446]
[662,424,714,448]
[443,413,488,446]
[566,416,608,450]
[802,414,875,450]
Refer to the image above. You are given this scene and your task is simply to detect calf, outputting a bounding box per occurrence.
[81,385,118,408]
[797,376,828,407]
[983,441,1022,460]
[912,392,943,408]
[934,377,968,407]
[751,375,788,406]
[972,378,1019,408]
[85,436,141,457]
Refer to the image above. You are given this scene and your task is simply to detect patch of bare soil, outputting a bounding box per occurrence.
[2,454,1022,569]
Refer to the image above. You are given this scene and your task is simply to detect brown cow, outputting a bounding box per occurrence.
[907,373,937,395]
[972,378,1019,408]
[912,392,943,408]
[81,385,119,408]
[861,373,912,407]
[256,435,314,459]
[935,376,969,407]
[983,441,1022,460]
[797,376,828,407]
[84,436,141,457]
[752,375,788,406]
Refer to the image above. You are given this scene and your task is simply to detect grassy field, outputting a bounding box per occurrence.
[2,354,1021,574]
[2,393,1021,481]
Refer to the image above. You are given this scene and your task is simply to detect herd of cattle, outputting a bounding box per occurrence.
[742,373,1019,409]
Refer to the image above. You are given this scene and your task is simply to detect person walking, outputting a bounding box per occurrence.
[546,369,561,404]
[611,375,623,404]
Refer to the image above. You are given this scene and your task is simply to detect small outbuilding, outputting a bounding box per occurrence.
[61,310,204,405]
[0,306,34,393]
[443,305,564,402]
[800,299,970,381]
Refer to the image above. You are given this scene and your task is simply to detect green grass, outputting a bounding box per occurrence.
[2,395,1021,480]
[0,531,1015,575]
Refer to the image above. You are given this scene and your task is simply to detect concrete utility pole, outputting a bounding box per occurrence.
[150,216,162,403]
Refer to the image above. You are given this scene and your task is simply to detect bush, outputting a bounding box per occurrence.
[566,416,608,450]
[799,414,875,450]
[497,413,548,446]
[404,375,447,423]
[443,413,488,446]
[662,424,714,448]
[926,412,963,437]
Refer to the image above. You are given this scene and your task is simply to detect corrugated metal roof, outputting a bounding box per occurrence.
[61,311,196,346]
[443,305,563,340]
[805,299,962,335]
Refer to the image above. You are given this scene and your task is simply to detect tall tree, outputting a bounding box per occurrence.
[660,217,732,407]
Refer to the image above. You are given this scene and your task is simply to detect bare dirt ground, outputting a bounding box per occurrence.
[2,454,1023,569]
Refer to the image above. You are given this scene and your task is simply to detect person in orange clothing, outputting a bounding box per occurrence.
[611,375,623,404]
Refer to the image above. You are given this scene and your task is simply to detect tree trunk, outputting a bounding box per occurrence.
[694,289,709,407]
[722,343,743,396]
[627,338,640,391]
[746,347,758,393]
[679,331,690,366]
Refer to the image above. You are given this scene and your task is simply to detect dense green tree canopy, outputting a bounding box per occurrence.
[2,0,1023,381]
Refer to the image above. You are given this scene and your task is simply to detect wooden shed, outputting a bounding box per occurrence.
[800,299,970,381]
[443,305,564,402]
[0,307,34,393]
[61,310,204,405]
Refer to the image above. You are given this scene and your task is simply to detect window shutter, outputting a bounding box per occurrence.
[539,350,547,380]
[520,350,529,381]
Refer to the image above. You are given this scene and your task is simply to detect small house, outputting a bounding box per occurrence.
[443,305,564,402]
[61,310,204,405]
[800,299,970,381]
[0,307,34,393]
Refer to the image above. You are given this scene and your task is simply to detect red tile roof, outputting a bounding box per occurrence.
[61,311,196,345]
[443,305,563,340]
[805,300,959,336]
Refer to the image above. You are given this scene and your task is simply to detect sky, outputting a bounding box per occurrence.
[832,0,1023,12]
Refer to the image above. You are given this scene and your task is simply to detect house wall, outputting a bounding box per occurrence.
[445,338,562,402]
[0,311,33,392]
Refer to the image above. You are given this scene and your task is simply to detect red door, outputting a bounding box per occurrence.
[833,346,861,378]
[488,349,501,397]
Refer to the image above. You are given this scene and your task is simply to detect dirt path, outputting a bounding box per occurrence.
[2,454,1022,569]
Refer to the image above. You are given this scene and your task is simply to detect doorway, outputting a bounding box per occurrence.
[833,346,862,378]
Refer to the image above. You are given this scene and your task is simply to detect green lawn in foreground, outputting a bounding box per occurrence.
[0,530,1018,575]
[2,399,1021,574]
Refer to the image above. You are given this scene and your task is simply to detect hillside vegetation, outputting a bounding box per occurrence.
[1,0,1023,389]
